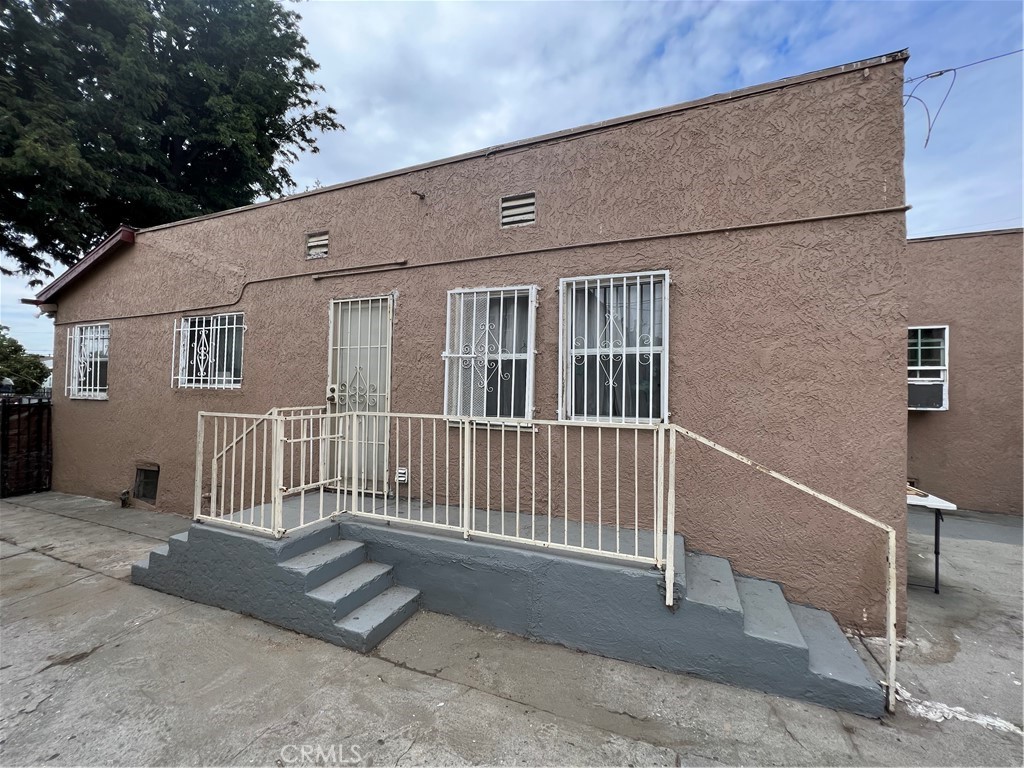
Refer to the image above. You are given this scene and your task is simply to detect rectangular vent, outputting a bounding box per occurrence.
[500,192,536,227]
[306,232,329,259]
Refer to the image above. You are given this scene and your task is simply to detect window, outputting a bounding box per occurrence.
[172,313,246,389]
[500,192,536,227]
[66,324,110,399]
[134,466,159,503]
[560,271,669,422]
[443,286,537,418]
[908,325,948,410]
[306,232,329,259]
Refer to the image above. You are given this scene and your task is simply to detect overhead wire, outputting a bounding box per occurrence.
[904,48,1023,84]
[903,48,1021,147]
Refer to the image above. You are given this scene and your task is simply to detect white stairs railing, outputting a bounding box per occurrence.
[192,407,896,712]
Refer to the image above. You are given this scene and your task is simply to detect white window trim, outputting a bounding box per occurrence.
[442,285,538,420]
[558,270,670,424]
[172,312,247,390]
[66,323,110,400]
[908,324,949,411]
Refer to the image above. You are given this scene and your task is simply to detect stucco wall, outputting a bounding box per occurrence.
[48,56,909,632]
[907,229,1024,515]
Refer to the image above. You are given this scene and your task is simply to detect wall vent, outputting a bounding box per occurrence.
[500,192,536,227]
[306,232,329,259]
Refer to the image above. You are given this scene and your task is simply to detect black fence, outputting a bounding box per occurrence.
[1,397,52,498]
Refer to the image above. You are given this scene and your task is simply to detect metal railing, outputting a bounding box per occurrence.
[667,424,897,713]
[193,407,894,711]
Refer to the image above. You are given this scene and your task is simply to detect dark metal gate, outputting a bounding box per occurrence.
[0,398,52,498]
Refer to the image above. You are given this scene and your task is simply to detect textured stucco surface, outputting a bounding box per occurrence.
[907,229,1023,515]
[49,58,908,631]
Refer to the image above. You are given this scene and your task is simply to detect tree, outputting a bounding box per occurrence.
[0,0,342,281]
[0,326,51,394]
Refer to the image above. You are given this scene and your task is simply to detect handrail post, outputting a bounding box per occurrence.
[352,414,361,512]
[665,427,677,606]
[462,418,472,539]
[193,412,205,519]
[654,424,665,567]
[886,529,897,713]
[271,415,284,537]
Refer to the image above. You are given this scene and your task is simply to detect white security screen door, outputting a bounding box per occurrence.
[328,296,393,493]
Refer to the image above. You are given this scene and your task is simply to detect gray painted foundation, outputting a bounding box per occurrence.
[133,514,883,717]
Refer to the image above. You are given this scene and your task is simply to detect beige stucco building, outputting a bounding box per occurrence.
[907,228,1023,515]
[30,52,911,634]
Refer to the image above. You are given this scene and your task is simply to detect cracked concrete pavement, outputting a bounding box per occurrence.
[1,492,1021,766]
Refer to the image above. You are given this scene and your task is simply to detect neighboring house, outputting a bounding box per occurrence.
[25,52,911,715]
[906,228,1023,515]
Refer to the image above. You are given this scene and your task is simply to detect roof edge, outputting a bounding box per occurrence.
[909,227,1023,243]
[35,226,136,303]
[139,49,910,235]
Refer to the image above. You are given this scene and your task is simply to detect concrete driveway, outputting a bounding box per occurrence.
[1,493,1021,766]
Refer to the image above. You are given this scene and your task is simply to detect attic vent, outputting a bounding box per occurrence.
[306,232,329,259]
[500,192,536,227]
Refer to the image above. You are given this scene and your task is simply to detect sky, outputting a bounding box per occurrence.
[1,0,1021,357]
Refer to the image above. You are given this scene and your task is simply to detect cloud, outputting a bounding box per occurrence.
[2,0,1021,352]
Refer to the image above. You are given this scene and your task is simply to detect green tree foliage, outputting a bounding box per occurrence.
[0,326,51,394]
[0,0,342,281]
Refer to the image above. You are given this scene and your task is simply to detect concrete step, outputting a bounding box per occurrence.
[683,552,742,613]
[735,576,807,650]
[280,539,366,590]
[335,585,420,653]
[276,521,340,561]
[789,604,879,690]
[307,561,393,619]
[131,543,168,575]
[167,531,190,556]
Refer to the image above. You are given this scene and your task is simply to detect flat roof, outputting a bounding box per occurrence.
[32,48,909,303]
[908,227,1023,243]
[138,49,909,235]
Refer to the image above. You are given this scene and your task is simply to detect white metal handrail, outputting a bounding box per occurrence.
[193,408,893,711]
[668,423,897,713]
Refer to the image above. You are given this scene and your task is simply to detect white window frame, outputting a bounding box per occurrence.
[558,270,670,424]
[908,324,949,411]
[172,312,247,389]
[66,323,110,400]
[442,285,538,421]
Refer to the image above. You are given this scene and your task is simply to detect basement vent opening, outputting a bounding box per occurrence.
[306,232,329,259]
[500,192,536,227]
[134,466,159,503]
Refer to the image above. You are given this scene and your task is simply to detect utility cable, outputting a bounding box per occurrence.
[903,48,1021,147]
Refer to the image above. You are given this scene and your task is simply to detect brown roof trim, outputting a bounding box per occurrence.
[139,49,910,236]
[33,227,136,303]
[908,227,1023,243]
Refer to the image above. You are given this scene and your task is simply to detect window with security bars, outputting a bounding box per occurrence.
[66,324,110,399]
[560,271,669,422]
[172,313,246,389]
[443,286,537,418]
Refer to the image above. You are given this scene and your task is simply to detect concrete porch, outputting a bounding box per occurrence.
[133,502,885,717]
